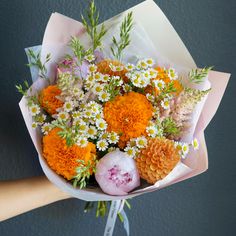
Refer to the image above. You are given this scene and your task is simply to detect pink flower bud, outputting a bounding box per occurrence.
[95,150,140,195]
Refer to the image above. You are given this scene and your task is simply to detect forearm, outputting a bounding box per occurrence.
[0,176,71,222]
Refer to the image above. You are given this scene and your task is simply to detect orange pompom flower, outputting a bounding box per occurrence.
[39,85,64,115]
[42,128,96,180]
[104,92,153,148]
[96,59,129,82]
[135,137,180,184]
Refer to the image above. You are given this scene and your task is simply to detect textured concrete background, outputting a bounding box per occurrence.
[0,0,235,235]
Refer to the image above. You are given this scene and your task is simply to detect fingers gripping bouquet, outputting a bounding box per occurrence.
[17,0,230,231]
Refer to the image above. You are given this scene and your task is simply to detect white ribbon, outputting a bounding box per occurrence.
[104,200,130,236]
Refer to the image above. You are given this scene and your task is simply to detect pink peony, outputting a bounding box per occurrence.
[95,150,140,196]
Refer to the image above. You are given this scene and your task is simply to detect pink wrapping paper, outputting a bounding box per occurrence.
[19,0,230,201]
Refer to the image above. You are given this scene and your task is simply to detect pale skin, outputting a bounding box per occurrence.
[0,176,71,222]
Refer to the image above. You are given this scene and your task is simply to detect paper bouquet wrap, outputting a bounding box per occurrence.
[18,0,230,202]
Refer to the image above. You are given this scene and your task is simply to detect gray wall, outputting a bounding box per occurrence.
[0,0,235,235]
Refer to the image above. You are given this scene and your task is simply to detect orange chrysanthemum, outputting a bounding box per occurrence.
[104,92,153,148]
[145,67,183,96]
[135,137,180,184]
[39,85,64,115]
[42,128,96,180]
[96,59,129,82]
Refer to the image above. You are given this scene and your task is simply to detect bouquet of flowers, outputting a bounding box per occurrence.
[16,0,230,234]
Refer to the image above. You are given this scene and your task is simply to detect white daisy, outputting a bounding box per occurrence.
[96,119,107,130]
[125,63,135,71]
[146,93,155,103]
[95,112,104,120]
[88,64,97,73]
[124,146,138,158]
[93,83,104,95]
[101,74,110,82]
[84,81,94,91]
[94,72,103,82]
[58,111,69,121]
[41,123,52,135]
[161,98,170,109]
[64,101,74,112]
[108,131,119,144]
[37,114,46,124]
[137,59,148,70]
[145,58,154,67]
[87,126,98,139]
[98,91,111,102]
[32,122,38,129]
[182,144,189,158]
[122,84,132,92]
[30,104,40,116]
[148,68,158,78]
[136,136,148,148]
[146,125,158,138]
[85,54,95,62]
[78,123,89,133]
[72,111,82,119]
[153,79,165,89]
[76,136,88,147]
[96,139,108,151]
[86,74,96,83]
[192,138,199,150]
[83,109,94,118]
[168,68,178,80]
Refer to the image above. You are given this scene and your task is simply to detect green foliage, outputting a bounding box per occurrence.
[189,66,213,84]
[111,12,133,61]
[81,0,107,51]
[157,81,177,100]
[26,49,51,80]
[162,117,180,136]
[73,159,96,189]
[15,80,29,96]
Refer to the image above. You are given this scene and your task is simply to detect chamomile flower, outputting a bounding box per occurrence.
[143,71,151,80]
[139,78,149,88]
[124,146,138,158]
[125,63,135,71]
[30,104,40,116]
[83,109,94,118]
[95,112,104,120]
[100,132,110,140]
[88,64,97,73]
[63,101,74,112]
[148,68,158,78]
[137,59,148,70]
[36,114,46,124]
[94,72,103,82]
[41,123,52,135]
[109,63,123,72]
[153,106,160,118]
[32,122,38,129]
[192,138,199,150]
[123,84,132,92]
[96,119,107,130]
[85,54,95,62]
[146,93,155,103]
[72,87,81,96]
[153,79,165,89]
[182,143,189,158]
[76,136,88,148]
[86,74,96,83]
[168,68,178,80]
[72,111,82,119]
[145,58,154,67]
[93,83,104,95]
[87,126,97,139]
[58,111,69,121]
[102,74,110,82]
[161,98,170,109]
[108,131,119,144]
[96,139,108,151]
[136,136,148,148]
[78,123,89,133]
[98,91,111,102]
[146,125,158,138]
[84,81,94,91]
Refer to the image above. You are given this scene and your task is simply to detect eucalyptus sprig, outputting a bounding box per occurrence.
[189,66,213,84]
[111,12,133,61]
[26,49,51,80]
[81,0,107,52]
